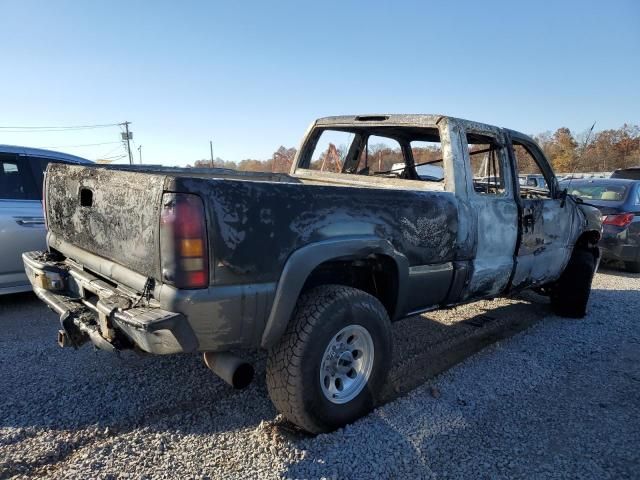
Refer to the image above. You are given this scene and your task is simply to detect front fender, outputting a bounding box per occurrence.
[260,236,409,349]
[577,203,603,236]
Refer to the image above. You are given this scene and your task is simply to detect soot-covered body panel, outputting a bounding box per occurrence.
[46,164,166,278]
[171,176,461,285]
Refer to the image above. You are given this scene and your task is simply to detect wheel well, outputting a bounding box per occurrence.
[302,255,399,318]
[576,229,601,249]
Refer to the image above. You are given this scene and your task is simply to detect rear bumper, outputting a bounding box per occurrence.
[600,228,640,263]
[23,251,198,354]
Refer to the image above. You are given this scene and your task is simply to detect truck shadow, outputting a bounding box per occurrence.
[1,292,550,436]
[597,263,640,279]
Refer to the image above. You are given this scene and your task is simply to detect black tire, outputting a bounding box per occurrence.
[624,260,640,274]
[266,284,392,434]
[550,248,597,318]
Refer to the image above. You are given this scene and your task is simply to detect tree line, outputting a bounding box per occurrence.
[188,124,640,174]
[535,124,640,173]
[190,146,296,173]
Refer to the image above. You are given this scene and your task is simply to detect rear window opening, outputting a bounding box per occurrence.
[299,126,447,190]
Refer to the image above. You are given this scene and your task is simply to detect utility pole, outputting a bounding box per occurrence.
[122,121,133,165]
[138,145,142,164]
[209,140,214,168]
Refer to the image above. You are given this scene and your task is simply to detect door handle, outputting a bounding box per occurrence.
[522,208,535,231]
[14,216,45,226]
[523,214,535,227]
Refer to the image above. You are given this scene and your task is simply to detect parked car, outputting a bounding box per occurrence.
[23,114,601,433]
[561,172,612,181]
[562,178,640,272]
[611,167,640,180]
[0,145,90,294]
[390,162,444,181]
[519,174,548,189]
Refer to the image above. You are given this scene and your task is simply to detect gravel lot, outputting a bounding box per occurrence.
[1,268,638,479]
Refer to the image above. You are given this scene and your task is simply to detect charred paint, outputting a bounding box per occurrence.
[35,114,603,355]
[46,164,165,278]
[174,176,460,284]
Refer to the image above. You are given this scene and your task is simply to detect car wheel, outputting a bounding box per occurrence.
[550,248,597,318]
[266,284,392,434]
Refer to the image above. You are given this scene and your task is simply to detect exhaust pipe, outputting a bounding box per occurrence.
[57,329,71,348]
[203,351,254,389]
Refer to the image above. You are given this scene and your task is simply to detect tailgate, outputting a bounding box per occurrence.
[46,164,167,278]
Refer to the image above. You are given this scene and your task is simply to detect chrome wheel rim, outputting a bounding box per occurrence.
[320,324,374,404]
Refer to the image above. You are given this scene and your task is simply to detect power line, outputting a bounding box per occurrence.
[96,154,128,162]
[38,141,122,149]
[0,122,122,131]
[0,120,136,164]
[96,144,126,159]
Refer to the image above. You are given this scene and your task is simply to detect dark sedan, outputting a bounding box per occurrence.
[611,167,640,180]
[562,178,640,272]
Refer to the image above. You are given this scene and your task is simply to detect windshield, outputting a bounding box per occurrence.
[567,184,629,202]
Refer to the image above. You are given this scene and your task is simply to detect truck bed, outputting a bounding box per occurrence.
[46,163,458,291]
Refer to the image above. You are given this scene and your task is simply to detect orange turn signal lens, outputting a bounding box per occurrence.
[180,238,204,257]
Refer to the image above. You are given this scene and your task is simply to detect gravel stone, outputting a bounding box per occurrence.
[0,267,638,479]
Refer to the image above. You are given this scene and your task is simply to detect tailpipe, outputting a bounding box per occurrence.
[57,329,71,348]
[203,351,254,389]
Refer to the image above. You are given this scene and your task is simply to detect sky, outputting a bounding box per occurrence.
[0,0,638,166]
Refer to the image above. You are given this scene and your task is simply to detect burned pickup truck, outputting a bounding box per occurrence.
[24,114,601,433]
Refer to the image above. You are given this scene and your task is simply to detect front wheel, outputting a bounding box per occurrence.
[266,285,392,434]
[550,248,597,318]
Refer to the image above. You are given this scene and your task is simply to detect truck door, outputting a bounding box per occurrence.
[460,127,519,299]
[507,133,574,289]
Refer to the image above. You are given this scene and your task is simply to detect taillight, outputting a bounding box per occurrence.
[603,213,634,227]
[160,193,209,289]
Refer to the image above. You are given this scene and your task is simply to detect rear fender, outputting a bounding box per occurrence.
[260,236,409,349]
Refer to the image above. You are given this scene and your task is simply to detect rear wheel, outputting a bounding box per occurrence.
[266,284,392,434]
[550,248,597,318]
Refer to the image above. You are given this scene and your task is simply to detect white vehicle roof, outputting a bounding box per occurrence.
[0,144,91,164]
